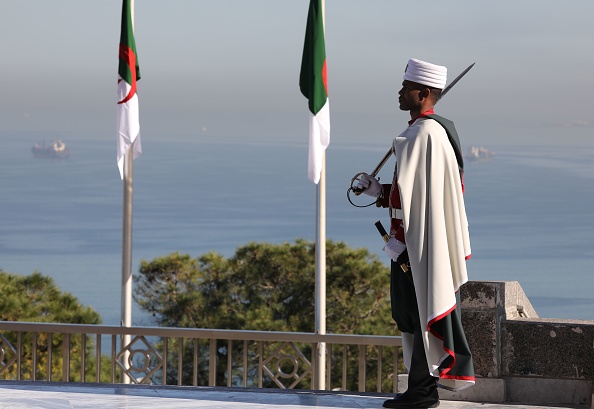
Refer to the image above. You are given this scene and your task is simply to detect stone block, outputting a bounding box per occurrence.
[461,309,498,377]
[460,281,500,310]
[501,319,594,379]
[506,377,592,406]
[440,378,506,403]
[503,281,538,319]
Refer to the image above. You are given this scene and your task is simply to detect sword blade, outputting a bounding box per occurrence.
[438,62,475,102]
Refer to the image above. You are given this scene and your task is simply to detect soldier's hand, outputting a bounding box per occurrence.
[356,173,381,197]
[383,237,406,262]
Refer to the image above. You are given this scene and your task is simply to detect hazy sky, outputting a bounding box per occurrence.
[2,1,593,147]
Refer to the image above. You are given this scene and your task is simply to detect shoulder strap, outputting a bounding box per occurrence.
[425,114,464,173]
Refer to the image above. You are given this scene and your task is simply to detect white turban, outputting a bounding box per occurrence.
[403,58,447,89]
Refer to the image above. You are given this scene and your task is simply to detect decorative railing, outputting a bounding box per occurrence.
[0,321,402,393]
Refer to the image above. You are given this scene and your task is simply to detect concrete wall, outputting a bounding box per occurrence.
[448,280,594,406]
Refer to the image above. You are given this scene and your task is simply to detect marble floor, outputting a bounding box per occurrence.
[0,382,584,409]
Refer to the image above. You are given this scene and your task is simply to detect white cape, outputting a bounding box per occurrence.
[393,117,474,391]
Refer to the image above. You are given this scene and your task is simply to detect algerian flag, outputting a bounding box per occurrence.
[117,0,142,179]
[299,0,330,184]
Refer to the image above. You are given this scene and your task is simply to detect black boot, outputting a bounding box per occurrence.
[382,388,439,408]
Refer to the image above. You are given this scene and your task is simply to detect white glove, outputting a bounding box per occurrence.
[356,173,381,197]
[383,237,406,262]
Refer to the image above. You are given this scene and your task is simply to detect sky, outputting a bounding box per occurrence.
[1,0,593,148]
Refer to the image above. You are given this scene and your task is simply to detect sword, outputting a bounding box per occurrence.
[351,62,475,196]
[374,220,390,243]
[438,62,475,102]
[374,220,409,272]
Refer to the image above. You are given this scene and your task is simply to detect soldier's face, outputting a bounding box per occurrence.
[398,80,424,111]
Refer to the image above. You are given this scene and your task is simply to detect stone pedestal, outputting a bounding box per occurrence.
[448,280,594,407]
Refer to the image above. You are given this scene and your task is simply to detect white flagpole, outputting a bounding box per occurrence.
[314,0,327,391]
[121,148,133,384]
[315,153,327,390]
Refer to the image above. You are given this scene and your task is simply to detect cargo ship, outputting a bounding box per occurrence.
[31,139,70,159]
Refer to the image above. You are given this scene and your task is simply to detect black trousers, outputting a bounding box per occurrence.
[390,260,438,396]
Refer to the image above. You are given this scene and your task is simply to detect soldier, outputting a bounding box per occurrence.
[357,58,475,408]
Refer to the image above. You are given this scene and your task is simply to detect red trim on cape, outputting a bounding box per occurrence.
[427,303,476,382]
[441,374,476,381]
[427,303,456,330]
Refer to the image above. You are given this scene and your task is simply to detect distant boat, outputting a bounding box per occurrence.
[464,146,494,162]
[31,139,70,159]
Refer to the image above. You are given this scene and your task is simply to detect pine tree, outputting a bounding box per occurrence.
[0,270,111,382]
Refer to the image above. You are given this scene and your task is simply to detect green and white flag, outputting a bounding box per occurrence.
[117,0,141,179]
[299,0,330,184]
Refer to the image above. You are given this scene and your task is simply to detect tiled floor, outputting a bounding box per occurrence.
[0,382,584,409]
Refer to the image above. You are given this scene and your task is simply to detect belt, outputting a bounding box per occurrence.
[389,208,404,219]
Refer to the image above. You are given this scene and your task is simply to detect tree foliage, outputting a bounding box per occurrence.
[0,271,101,324]
[135,239,394,334]
[0,270,111,382]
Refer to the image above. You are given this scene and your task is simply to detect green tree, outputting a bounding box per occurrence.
[0,270,111,382]
[134,240,401,390]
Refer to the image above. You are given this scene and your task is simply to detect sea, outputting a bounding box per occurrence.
[1,133,593,326]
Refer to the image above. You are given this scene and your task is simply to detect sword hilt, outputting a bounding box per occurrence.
[350,147,394,196]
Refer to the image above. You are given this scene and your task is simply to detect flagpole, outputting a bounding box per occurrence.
[121,143,133,384]
[313,0,327,391]
[300,0,328,389]
[315,152,327,390]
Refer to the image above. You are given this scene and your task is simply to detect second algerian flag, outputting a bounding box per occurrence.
[117,0,142,179]
[299,0,330,184]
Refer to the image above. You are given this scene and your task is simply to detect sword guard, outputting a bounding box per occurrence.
[351,172,366,196]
